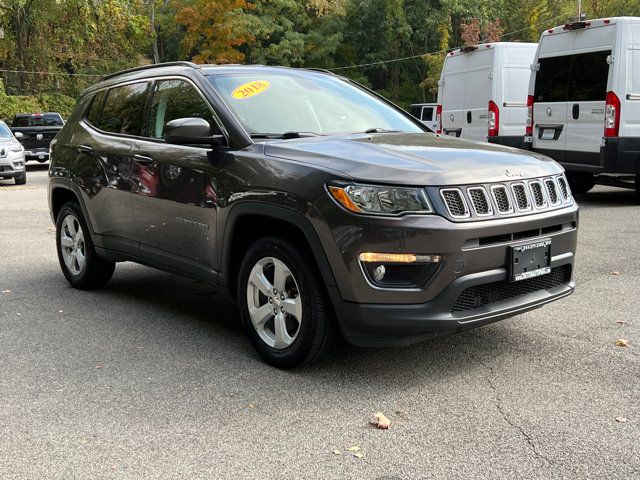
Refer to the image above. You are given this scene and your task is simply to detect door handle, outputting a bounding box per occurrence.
[133,154,154,165]
[467,111,472,124]
[572,103,580,120]
[77,145,93,154]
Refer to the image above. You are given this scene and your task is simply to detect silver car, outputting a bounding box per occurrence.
[0,121,26,185]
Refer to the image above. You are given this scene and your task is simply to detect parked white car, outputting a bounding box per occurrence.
[436,42,537,146]
[525,17,640,194]
[409,103,438,131]
[0,121,26,185]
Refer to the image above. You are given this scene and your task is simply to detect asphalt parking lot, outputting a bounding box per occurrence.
[0,165,638,480]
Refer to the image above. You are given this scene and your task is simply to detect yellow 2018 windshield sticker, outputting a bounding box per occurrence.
[231,80,270,100]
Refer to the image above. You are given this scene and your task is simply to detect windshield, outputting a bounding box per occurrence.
[0,122,13,139]
[208,72,423,136]
[12,114,63,127]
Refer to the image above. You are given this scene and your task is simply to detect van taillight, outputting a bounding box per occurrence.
[488,100,499,137]
[604,91,620,137]
[526,95,534,136]
[435,104,442,134]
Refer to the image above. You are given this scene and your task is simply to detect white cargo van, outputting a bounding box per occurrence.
[409,103,438,131]
[526,17,640,194]
[436,42,537,146]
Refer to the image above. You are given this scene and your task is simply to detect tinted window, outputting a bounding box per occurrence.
[145,79,219,139]
[534,56,570,102]
[12,114,64,127]
[569,50,610,101]
[86,91,106,126]
[0,122,12,139]
[96,82,148,135]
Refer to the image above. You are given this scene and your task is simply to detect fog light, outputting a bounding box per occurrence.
[373,265,386,282]
[359,252,441,263]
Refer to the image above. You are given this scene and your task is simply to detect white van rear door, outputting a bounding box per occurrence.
[440,70,465,136]
[463,62,493,142]
[565,49,611,166]
[501,65,532,136]
[532,55,571,161]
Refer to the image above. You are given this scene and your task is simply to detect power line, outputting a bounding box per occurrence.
[328,13,568,71]
[0,69,103,77]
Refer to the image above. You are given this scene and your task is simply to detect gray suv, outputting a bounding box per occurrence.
[48,62,578,368]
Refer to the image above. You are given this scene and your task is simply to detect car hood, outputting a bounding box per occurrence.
[263,132,563,186]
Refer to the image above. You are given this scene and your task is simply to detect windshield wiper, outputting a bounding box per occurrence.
[364,127,400,134]
[250,131,322,139]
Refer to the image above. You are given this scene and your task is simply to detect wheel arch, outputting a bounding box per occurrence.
[221,203,337,300]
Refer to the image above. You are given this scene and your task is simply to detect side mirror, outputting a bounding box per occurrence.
[163,117,225,146]
[14,132,23,140]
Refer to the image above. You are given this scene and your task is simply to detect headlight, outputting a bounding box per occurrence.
[11,145,23,153]
[328,183,433,215]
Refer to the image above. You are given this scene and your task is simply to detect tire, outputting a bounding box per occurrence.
[566,172,595,195]
[14,172,26,185]
[237,236,340,368]
[55,201,115,290]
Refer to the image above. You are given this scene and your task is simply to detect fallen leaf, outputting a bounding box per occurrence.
[2,289,10,294]
[371,411,391,429]
[95,365,103,369]
[347,446,360,452]
[248,402,256,409]
[332,450,341,455]
[615,416,628,423]
[353,452,363,459]
[616,320,628,325]
[611,271,621,276]
[615,339,630,347]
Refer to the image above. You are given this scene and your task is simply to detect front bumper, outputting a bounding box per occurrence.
[314,200,578,346]
[0,154,26,178]
[24,150,49,161]
[487,135,527,149]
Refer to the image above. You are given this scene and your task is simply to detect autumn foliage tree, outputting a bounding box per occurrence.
[173,0,254,64]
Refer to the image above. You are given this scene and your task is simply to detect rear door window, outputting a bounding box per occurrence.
[144,79,219,139]
[534,56,571,102]
[568,50,610,101]
[96,82,149,136]
[421,107,434,121]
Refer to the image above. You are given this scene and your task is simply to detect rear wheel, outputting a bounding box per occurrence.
[566,172,595,195]
[238,237,339,368]
[56,201,115,289]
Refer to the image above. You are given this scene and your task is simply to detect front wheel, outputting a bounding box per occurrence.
[238,237,339,368]
[56,201,115,289]
[14,172,26,185]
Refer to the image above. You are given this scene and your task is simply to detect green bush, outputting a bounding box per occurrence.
[0,80,77,122]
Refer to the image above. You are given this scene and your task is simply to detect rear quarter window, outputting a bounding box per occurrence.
[86,91,106,126]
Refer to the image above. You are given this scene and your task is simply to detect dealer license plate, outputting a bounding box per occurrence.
[511,239,551,282]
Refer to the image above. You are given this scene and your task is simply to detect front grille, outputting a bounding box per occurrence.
[468,187,491,215]
[545,179,559,204]
[451,265,571,314]
[441,189,468,217]
[512,184,530,210]
[558,177,569,200]
[492,186,512,213]
[530,181,546,207]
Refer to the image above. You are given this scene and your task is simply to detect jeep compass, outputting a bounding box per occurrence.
[48,62,578,368]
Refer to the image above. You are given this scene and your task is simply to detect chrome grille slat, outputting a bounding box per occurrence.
[491,185,513,214]
[545,178,560,205]
[529,181,547,208]
[558,176,569,200]
[440,188,469,218]
[467,187,492,216]
[511,183,531,211]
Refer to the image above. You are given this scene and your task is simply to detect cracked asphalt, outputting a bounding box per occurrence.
[0,166,638,479]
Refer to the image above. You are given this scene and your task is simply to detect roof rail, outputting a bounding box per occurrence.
[304,67,336,75]
[101,61,201,81]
